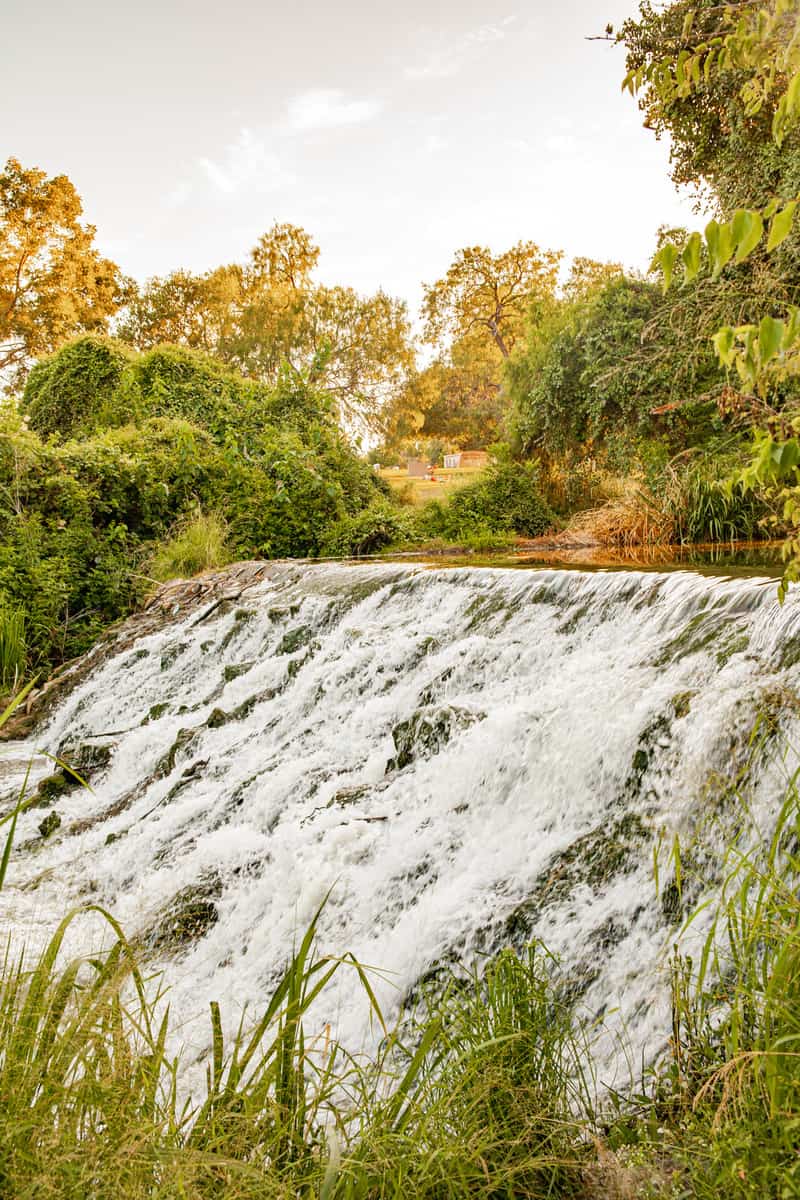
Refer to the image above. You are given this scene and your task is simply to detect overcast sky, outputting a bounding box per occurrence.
[4,0,704,313]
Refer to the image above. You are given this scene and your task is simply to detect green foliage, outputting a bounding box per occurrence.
[22,336,136,438]
[628,772,800,1198]
[0,596,25,692]
[149,511,230,581]
[660,453,773,543]
[421,463,555,541]
[319,501,421,557]
[507,274,722,459]
[620,1,800,216]
[129,342,279,439]
[0,340,385,674]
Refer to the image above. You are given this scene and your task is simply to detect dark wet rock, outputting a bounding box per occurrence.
[223,662,254,684]
[268,604,301,623]
[160,642,190,672]
[482,813,651,952]
[671,691,694,719]
[387,704,480,772]
[56,740,114,782]
[142,878,222,955]
[143,702,169,724]
[37,811,61,839]
[623,714,672,800]
[153,727,200,780]
[31,772,77,807]
[277,625,314,655]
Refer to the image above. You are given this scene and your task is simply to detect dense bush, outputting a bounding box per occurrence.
[507,275,722,463]
[2,340,387,677]
[319,500,421,557]
[421,463,555,541]
[23,337,136,439]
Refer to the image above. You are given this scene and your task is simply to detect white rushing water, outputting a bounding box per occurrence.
[2,561,800,1088]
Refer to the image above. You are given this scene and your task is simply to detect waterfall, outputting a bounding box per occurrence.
[2,561,799,1088]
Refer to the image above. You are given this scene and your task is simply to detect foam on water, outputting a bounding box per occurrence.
[2,561,800,1087]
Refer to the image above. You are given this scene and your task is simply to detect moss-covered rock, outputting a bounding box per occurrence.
[38,811,61,839]
[142,878,222,954]
[387,705,480,772]
[487,813,651,950]
[277,626,314,655]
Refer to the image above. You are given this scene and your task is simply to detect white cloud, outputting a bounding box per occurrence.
[406,17,516,81]
[543,133,578,155]
[424,133,447,154]
[198,127,292,194]
[164,180,193,209]
[285,89,380,133]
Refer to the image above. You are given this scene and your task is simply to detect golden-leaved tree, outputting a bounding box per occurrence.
[380,241,562,457]
[0,158,126,383]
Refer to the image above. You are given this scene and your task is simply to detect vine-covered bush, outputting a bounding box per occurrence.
[23,337,136,439]
[319,501,421,557]
[2,340,387,677]
[507,275,722,462]
[421,463,555,540]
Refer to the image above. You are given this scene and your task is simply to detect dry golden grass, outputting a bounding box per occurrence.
[568,481,674,547]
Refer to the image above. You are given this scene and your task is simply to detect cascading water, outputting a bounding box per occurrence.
[2,561,800,1088]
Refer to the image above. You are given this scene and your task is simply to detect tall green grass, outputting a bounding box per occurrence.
[150,511,231,582]
[0,598,26,693]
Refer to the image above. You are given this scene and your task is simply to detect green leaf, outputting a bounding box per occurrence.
[657,243,679,292]
[774,440,800,474]
[759,316,785,366]
[705,219,720,262]
[682,231,702,283]
[713,326,736,366]
[767,201,798,252]
[733,210,763,263]
[787,71,800,119]
[711,221,735,279]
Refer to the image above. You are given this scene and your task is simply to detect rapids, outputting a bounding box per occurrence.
[2,561,800,1087]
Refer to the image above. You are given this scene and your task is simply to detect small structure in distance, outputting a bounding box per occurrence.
[442,451,489,470]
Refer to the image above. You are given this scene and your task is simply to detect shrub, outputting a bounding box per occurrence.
[421,462,555,541]
[22,336,136,439]
[658,454,775,544]
[319,501,421,556]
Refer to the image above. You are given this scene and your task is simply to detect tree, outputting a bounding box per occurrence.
[117,265,244,354]
[619,2,800,214]
[384,334,506,454]
[0,158,126,383]
[119,223,414,433]
[422,241,562,358]
[621,0,800,590]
